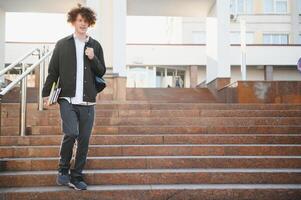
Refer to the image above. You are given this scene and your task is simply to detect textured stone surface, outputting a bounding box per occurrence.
[1,156,301,171]
[1,134,301,146]
[1,144,301,158]
[1,185,301,200]
[219,81,301,103]
[1,169,301,187]
[1,93,301,199]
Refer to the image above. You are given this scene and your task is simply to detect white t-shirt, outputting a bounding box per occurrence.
[59,33,96,106]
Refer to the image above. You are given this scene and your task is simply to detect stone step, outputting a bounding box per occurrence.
[1,144,301,158]
[2,103,301,112]
[126,88,217,102]
[28,126,301,135]
[0,184,301,200]
[11,117,299,127]
[3,125,301,136]
[1,156,301,171]
[1,134,301,146]
[2,110,301,119]
[1,168,301,187]
[4,110,301,119]
[2,88,217,103]
[3,116,301,128]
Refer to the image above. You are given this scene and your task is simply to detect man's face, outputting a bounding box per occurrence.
[72,14,89,34]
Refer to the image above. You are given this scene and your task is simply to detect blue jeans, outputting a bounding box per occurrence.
[57,98,95,179]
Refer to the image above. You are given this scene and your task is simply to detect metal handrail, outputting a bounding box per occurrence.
[0,46,54,136]
[196,80,207,88]
[0,50,53,96]
[0,48,39,77]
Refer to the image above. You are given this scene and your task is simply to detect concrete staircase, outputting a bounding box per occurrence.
[0,90,301,199]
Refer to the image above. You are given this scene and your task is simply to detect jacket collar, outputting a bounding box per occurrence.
[66,33,93,44]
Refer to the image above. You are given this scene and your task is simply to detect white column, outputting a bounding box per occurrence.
[152,66,156,87]
[112,0,127,77]
[290,0,299,44]
[264,65,273,81]
[86,0,102,42]
[86,0,113,69]
[0,8,5,84]
[206,0,231,83]
[240,19,247,80]
[86,0,127,77]
[185,68,189,88]
[164,68,168,87]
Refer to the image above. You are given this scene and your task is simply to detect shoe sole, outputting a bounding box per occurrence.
[56,180,70,186]
[68,182,87,191]
[57,181,70,186]
[56,178,70,186]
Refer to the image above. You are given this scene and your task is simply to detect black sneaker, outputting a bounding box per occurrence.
[68,177,87,190]
[56,170,70,186]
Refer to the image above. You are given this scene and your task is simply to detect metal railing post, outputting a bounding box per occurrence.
[0,48,53,136]
[38,46,45,111]
[20,62,27,136]
[44,46,50,83]
[0,95,2,136]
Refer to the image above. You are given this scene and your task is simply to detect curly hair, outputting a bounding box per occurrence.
[67,3,97,26]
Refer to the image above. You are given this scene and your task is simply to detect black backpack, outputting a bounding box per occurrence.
[95,76,106,93]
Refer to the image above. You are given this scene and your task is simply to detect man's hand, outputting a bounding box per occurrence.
[85,47,94,60]
[43,97,50,108]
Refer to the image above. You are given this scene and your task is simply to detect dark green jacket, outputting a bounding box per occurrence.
[42,34,106,102]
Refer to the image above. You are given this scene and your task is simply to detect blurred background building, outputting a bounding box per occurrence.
[0,0,300,90]
[0,2,301,198]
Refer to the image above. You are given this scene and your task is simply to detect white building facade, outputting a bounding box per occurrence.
[1,0,301,89]
[126,0,301,88]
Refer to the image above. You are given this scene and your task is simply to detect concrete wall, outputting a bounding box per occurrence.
[5,42,301,88]
[0,7,5,83]
[126,44,301,66]
[273,67,301,80]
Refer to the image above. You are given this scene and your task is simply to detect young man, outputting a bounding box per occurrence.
[42,4,106,190]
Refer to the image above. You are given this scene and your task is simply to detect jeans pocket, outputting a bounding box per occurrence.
[59,99,79,137]
[88,105,95,116]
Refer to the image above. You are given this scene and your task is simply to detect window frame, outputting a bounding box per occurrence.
[298,34,301,44]
[298,0,301,14]
[263,33,289,44]
[264,0,288,14]
[230,0,253,15]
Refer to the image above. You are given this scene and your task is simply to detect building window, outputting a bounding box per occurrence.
[263,34,289,44]
[298,0,301,14]
[230,0,253,14]
[264,0,288,14]
[298,34,301,44]
[230,32,254,44]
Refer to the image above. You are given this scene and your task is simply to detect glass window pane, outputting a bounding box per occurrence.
[246,0,253,13]
[264,0,274,13]
[272,35,279,44]
[246,33,254,44]
[237,0,244,13]
[280,34,288,44]
[264,34,288,44]
[230,0,236,13]
[299,0,301,14]
[275,1,287,13]
[230,32,240,44]
[263,35,271,44]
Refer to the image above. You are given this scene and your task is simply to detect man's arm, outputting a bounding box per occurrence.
[90,43,106,77]
[42,43,60,97]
